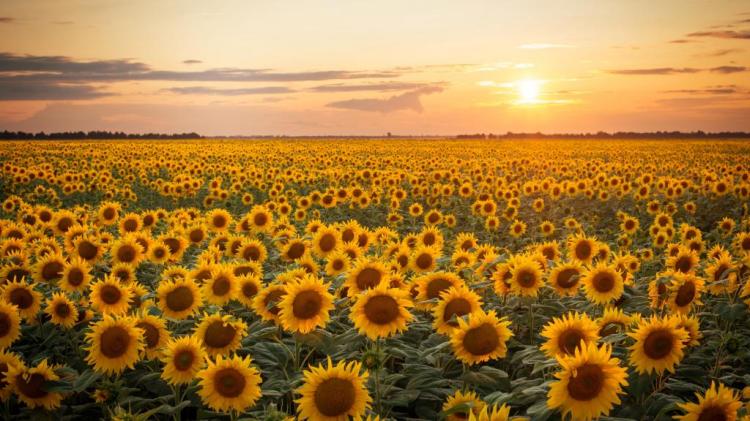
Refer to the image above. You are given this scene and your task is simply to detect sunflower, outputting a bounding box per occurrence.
[90,276,133,315]
[51,210,77,235]
[247,206,274,232]
[581,263,624,305]
[160,335,207,385]
[2,280,41,321]
[111,262,137,284]
[597,307,634,336]
[186,224,208,245]
[350,283,413,339]
[450,310,513,365]
[235,274,262,308]
[325,251,351,276]
[344,259,388,297]
[509,256,544,297]
[252,284,287,322]
[238,239,267,263]
[281,238,309,261]
[44,292,78,329]
[194,313,247,357]
[118,212,142,234]
[666,246,699,274]
[443,389,485,421]
[296,358,371,421]
[157,277,203,319]
[541,312,600,358]
[97,201,121,225]
[160,233,188,262]
[547,261,583,297]
[547,342,628,421]
[467,403,518,421]
[73,234,103,263]
[206,209,232,232]
[410,245,441,273]
[675,382,741,421]
[451,249,476,271]
[110,235,144,266]
[432,286,483,335]
[568,234,599,265]
[136,314,170,359]
[491,263,513,296]
[202,265,238,306]
[197,354,262,413]
[628,315,688,375]
[667,273,704,314]
[0,351,22,400]
[0,301,21,349]
[59,257,92,292]
[278,275,334,334]
[7,359,63,409]
[675,314,702,347]
[705,253,738,295]
[414,271,464,306]
[85,315,144,374]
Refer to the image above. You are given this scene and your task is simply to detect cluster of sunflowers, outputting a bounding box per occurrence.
[0,138,750,420]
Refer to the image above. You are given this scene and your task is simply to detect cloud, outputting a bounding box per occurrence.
[164,86,295,95]
[669,39,699,44]
[0,82,112,100]
[687,30,750,40]
[699,48,743,57]
[608,67,701,75]
[51,21,75,25]
[183,59,202,65]
[519,43,574,49]
[326,86,443,113]
[663,85,740,95]
[710,65,747,74]
[310,82,441,93]
[0,17,14,23]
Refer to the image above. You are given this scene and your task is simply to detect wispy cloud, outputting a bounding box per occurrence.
[310,82,441,93]
[711,65,747,74]
[687,30,750,40]
[183,59,202,65]
[51,20,75,25]
[0,17,14,23]
[326,86,443,113]
[609,66,747,75]
[697,48,743,57]
[164,86,295,95]
[669,39,699,44]
[663,85,742,95]
[519,43,574,49]
[0,82,112,100]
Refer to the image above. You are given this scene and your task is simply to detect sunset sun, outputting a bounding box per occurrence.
[516,79,542,104]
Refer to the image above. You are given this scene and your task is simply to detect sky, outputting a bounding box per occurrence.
[0,0,749,135]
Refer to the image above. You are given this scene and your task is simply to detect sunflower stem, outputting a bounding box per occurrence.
[527,299,535,344]
[374,338,383,416]
[172,384,182,421]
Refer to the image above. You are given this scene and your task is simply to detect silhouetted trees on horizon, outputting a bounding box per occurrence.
[0,130,202,140]
[455,131,750,139]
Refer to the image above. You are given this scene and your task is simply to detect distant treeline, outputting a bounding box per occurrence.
[455,131,750,139]
[0,130,203,140]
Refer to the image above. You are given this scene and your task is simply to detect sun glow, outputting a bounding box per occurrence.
[516,79,543,104]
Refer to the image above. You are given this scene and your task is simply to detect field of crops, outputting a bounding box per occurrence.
[0,138,749,420]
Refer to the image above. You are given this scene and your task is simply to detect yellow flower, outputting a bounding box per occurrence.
[628,315,688,375]
[8,359,63,409]
[350,282,413,339]
[278,274,334,334]
[450,310,513,365]
[197,354,262,413]
[675,382,741,421]
[85,315,144,375]
[161,335,207,385]
[296,358,371,421]
[540,312,600,358]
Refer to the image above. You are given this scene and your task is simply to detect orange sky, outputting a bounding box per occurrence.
[1,1,749,135]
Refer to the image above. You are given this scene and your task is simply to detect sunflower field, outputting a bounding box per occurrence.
[1,138,750,421]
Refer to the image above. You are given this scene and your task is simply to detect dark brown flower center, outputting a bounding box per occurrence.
[174,349,195,371]
[556,268,580,289]
[314,378,355,417]
[318,233,336,252]
[212,276,231,297]
[463,323,500,356]
[214,367,246,398]
[78,241,98,260]
[0,312,11,337]
[42,261,64,281]
[557,328,585,355]
[286,242,306,260]
[575,241,592,260]
[674,281,696,307]
[697,406,728,421]
[292,290,323,320]
[363,294,399,324]
[566,363,604,401]
[443,298,472,326]
[15,372,48,399]
[204,321,236,349]
[166,286,194,312]
[415,253,433,270]
[643,328,674,359]
[100,284,123,305]
[517,269,537,288]
[100,326,131,358]
[355,267,382,291]
[9,288,33,310]
[263,289,286,315]
[592,271,615,293]
[426,278,453,300]
[137,322,160,349]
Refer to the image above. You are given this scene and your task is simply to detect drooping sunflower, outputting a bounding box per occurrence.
[7,359,62,410]
[567,234,599,265]
[581,263,624,305]
[667,273,704,314]
[0,351,22,400]
[410,245,441,273]
[136,314,170,359]
[252,283,287,322]
[442,389,485,421]
[509,256,544,297]
[541,312,600,358]
[44,292,78,329]
[89,276,133,315]
[0,301,21,349]
[548,261,584,297]
[450,310,513,365]
[157,276,203,319]
[278,275,334,334]
[344,259,388,297]
[197,354,262,413]
[202,265,238,306]
[628,315,688,375]
[674,382,741,421]
[432,286,483,335]
[547,342,628,421]
[296,358,372,421]
[85,315,144,375]
[160,335,207,385]
[2,280,41,322]
[704,253,738,295]
[194,313,247,357]
[350,283,413,339]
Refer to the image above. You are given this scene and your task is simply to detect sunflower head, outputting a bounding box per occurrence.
[197,354,262,413]
[450,310,513,365]
[628,315,688,375]
[296,358,372,421]
[278,274,334,334]
[350,282,413,340]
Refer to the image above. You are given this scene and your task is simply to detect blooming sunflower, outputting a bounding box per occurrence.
[235,274,262,308]
[73,234,103,263]
[414,271,464,306]
[59,256,92,292]
[432,286,483,335]
[246,206,274,232]
[547,342,628,421]
[194,313,247,357]
[136,314,170,359]
[44,292,78,329]
[157,276,203,319]
[85,315,144,375]
[202,265,238,306]
[206,209,232,232]
[704,253,738,295]
[32,252,66,284]
[0,351,22,400]
[666,246,699,275]
[0,301,21,349]
[597,307,635,336]
[467,403,519,421]
[509,256,544,297]
[296,358,372,421]
[197,354,262,413]
[278,275,334,334]
[110,235,144,266]
[675,382,741,421]
[252,283,287,322]
[628,315,688,375]
[567,234,599,265]
[541,312,600,358]
[350,283,413,339]
[410,245,441,273]
[548,261,584,297]
[161,335,207,385]
[344,259,388,297]
[2,280,41,322]
[581,263,623,305]
[324,251,351,276]
[312,226,341,257]
[450,310,513,365]
[443,389,485,421]
[89,276,133,315]
[7,359,62,410]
